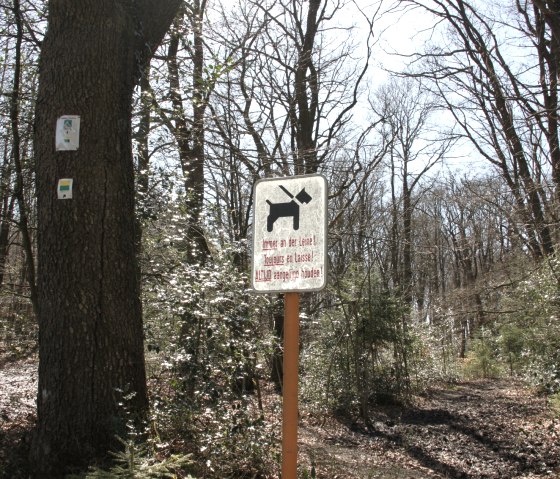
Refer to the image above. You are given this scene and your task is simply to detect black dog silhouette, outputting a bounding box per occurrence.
[266,186,312,232]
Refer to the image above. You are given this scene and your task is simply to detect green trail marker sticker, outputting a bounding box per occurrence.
[57,178,73,199]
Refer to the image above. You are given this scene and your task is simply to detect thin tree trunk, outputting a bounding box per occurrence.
[10,0,37,314]
[167,2,209,263]
[294,0,321,174]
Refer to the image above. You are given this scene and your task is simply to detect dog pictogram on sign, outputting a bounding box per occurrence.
[266,185,313,232]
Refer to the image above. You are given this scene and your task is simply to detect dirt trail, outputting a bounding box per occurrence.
[300,380,560,478]
[1,354,559,478]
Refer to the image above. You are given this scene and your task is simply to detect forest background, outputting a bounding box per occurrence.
[1,0,560,477]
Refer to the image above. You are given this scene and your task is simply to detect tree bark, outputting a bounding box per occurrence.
[0,144,15,289]
[30,1,180,476]
[294,0,321,174]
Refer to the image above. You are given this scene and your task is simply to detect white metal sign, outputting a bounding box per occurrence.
[251,174,328,292]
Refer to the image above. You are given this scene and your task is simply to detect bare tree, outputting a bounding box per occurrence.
[372,77,451,307]
[398,0,559,257]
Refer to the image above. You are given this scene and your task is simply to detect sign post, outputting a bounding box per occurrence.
[251,174,327,479]
[282,292,299,478]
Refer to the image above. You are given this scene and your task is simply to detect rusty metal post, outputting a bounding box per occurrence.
[282,292,300,478]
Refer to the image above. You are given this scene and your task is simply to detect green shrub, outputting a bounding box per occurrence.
[462,331,501,379]
[141,217,279,477]
[67,437,194,479]
[498,323,525,376]
[301,264,416,420]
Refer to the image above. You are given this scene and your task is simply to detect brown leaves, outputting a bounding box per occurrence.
[300,380,560,478]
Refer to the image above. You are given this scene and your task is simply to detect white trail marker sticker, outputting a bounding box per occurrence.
[56,115,80,151]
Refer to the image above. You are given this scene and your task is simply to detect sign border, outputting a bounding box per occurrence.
[250,173,328,294]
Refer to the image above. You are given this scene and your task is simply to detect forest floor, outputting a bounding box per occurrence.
[1,350,559,478]
[298,381,560,478]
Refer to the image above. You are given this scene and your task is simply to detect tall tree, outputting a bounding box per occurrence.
[373,77,449,307]
[30,1,180,476]
[10,0,37,312]
[164,0,210,263]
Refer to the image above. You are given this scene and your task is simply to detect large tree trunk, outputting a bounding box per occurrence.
[30,1,179,476]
